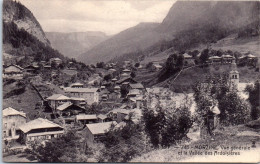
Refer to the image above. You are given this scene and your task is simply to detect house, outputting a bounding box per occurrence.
[56,102,85,117]
[209,56,222,63]
[129,83,145,91]
[114,85,121,93]
[151,63,162,71]
[222,55,234,63]
[50,58,62,65]
[70,82,84,88]
[97,114,111,123]
[183,53,195,66]
[24,65,39,74]
[83,121,117,146]
[107,108,130,123]
[127,89,141,98]
[70,97,86,107]
[46,94,71,110]
[76,114,98,124]
[121,73,130,78]
[64,88,99,105]
[3,107,26,139]
[19,118,64,144]
[3,65,23,79]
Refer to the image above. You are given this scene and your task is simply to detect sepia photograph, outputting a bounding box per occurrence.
[2,0,260,162]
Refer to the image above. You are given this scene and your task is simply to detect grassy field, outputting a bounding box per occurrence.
[131,124,260,162]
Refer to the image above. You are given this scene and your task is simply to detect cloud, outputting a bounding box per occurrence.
[20,0,176,35]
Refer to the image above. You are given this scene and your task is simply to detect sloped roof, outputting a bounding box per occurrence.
[19,118,62,133]
[46,94,70,100]
[129,83,144,89]
[76,114,97,120]
[86,121,116,135]
[64,87,99,93]
[57,102,73,111]
[128,89,141,95]
[209,56,221,59]
[70,82,84,87]
[183,53,192,59]
[97,114,107,120]
[247,54,256,58]
[122,69,131,72]
[153,64,162,68]
[114,85,120,89]
[70,97,85,101]
[109,108,130,115]
[116,77,136,84]
[222,55,234,58]
[3,107,26,118]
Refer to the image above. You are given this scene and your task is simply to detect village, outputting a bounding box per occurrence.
[2,48,259,159]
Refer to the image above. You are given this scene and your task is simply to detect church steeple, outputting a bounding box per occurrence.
[229,58,239,90]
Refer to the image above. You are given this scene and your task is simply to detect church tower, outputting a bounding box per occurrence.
[229,58,239,90]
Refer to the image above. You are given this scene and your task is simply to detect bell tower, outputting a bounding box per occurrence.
[229,58,239,90]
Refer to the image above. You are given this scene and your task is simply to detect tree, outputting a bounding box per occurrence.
[25,131,88,162]
[143,100,192,148]
[246,80,260,120]
[130,72,136,78]
[200,48,209,64]
[99,118,150,162]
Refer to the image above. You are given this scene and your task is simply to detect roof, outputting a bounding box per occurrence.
[129,83,144,89]
[46,94,70,100]
[57,102,73,111]
[114,85,120,89]
[97,114,107,120]
[209,56,221,59]
[153,64,162,68]
[222,55,234,58]
[19,118,62,133]
[86,121,116,135]
[101,86,106,89]
[108,68,116,72]
[5,65,23,72]
[64,87,99,93]
[247,54,256,58]
[128,89,141,95]
[183,53,192,59]
[109,108,130,115]
[121,73,130,76]
[76,114,97,120]
[3,107,26,118]
[70,97,85,101]
[112,78,117,81]
[122,69,131,72]
[70,82,84,87]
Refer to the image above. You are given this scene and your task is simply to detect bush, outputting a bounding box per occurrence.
[143,105,193,148]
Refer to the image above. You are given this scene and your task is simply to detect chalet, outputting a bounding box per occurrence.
[222,54,234,63]
[76,114,98,124]
[19,118,64,144]
[64,87,99,105]
[107,108,130,123]
[121,73,130,78]
[70,97,86,107]
[101,86,106,90]
[83,121,117,146]
[3,107,26,139]
[46,94,71,110]
[127,89,141,98]
[129,83,145,91]
[3,65,23,79]
[24,65,39,74]
[209,56,221,63]
[151,63,162,71]
[114,85,121,93]
[108,91,121,101]
[97,114,111,123]
[56,102,85,117]
[70,82,84,88]
[50,58,62,65]
[43,65,51,70]
[183,53,195,66]
[111,78,118,83]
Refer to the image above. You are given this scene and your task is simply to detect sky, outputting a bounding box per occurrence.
[20,0,176,35]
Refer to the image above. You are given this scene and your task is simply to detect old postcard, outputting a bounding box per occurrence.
[2,0,260,162]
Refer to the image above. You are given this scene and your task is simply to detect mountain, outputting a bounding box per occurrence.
[2,0,65,66]
[3,0,50,45]
[78,22,172,64]
[46,32,109,58]
[78,1,260,64]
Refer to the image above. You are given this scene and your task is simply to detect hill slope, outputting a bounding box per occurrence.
[46,32,109,58]
[78,1,259,64]
[3,0,49,45]
[78,22,172,64]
